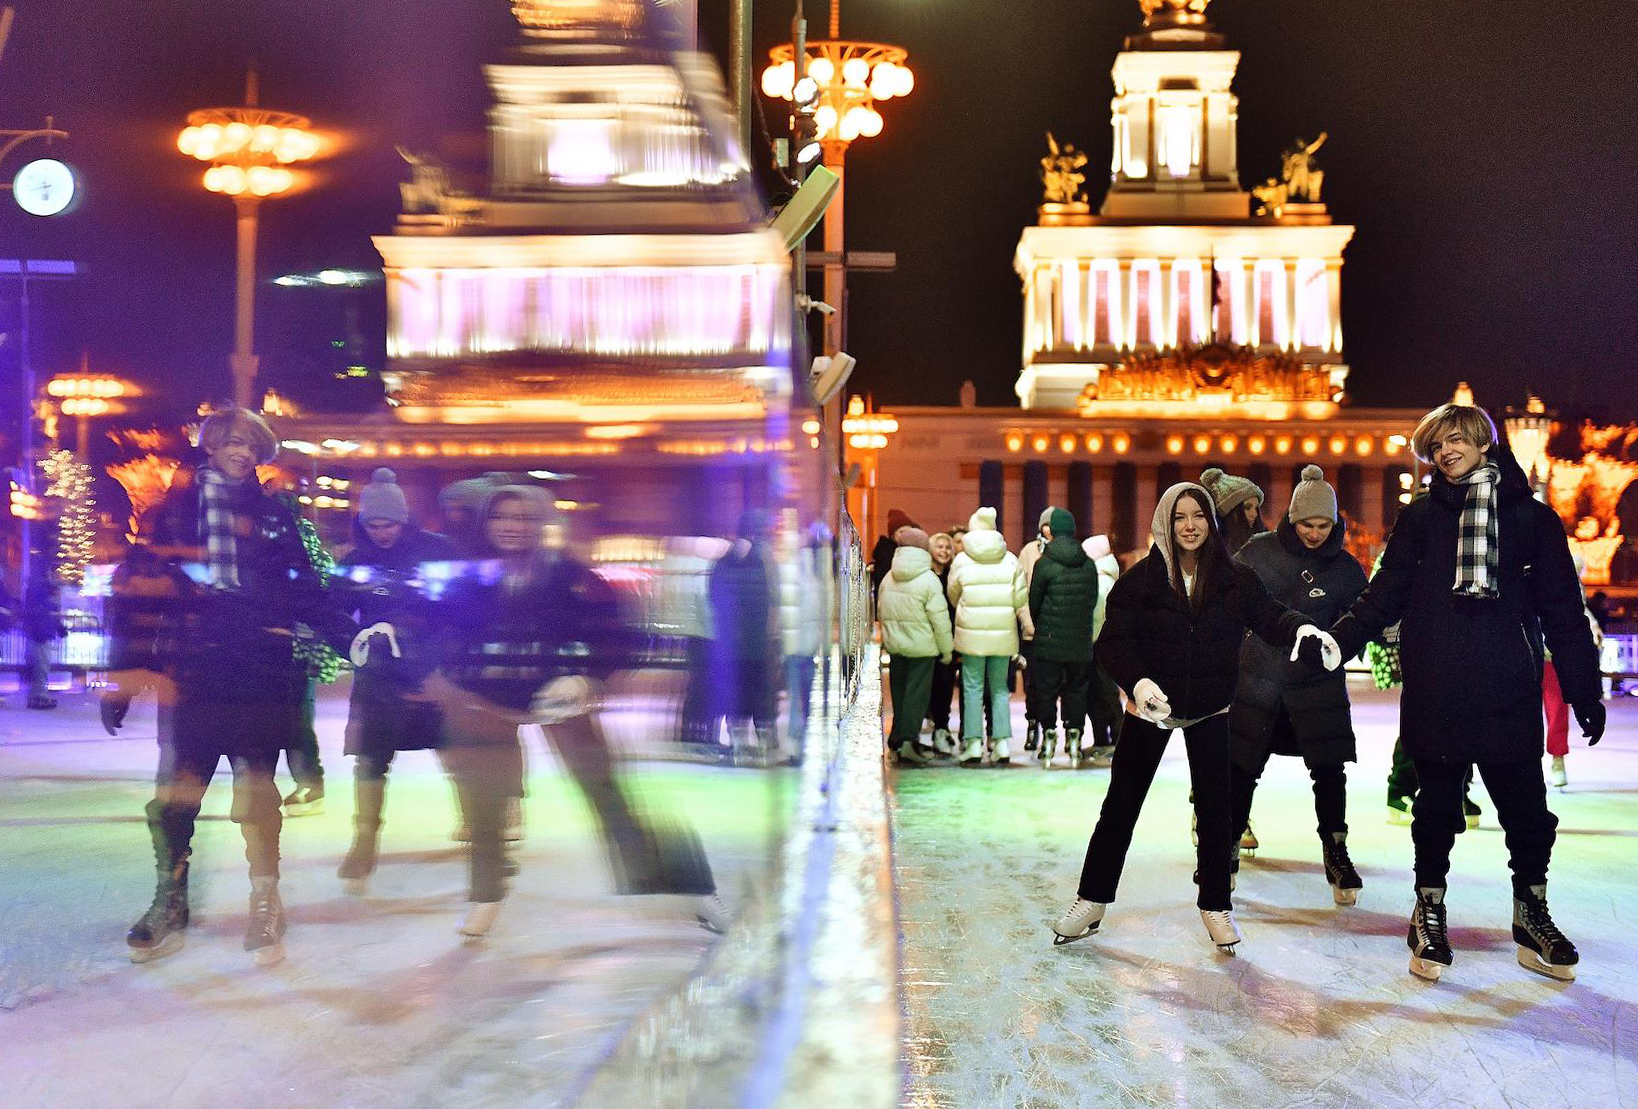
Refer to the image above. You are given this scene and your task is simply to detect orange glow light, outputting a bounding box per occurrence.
[1085,432,1104,453]
[1328,436,1347,455]
[1301,437,1320,456]
[1220,435,1239,454]
[1032,434,1050,453]
[1248,435,1267,455]
[1193,435,1212,455]
[1355,435,1374,456]
[1060,433,1077,454]
[1112,432,1131,454]
[1274,436,1293,455]
[1166,435,1184,455]
[1005,430,1024,453]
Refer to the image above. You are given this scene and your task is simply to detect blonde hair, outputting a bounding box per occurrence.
[1410,403,1497,465]
[198,407,279,464]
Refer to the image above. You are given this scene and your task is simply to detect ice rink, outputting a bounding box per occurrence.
[894,682,1638,1109]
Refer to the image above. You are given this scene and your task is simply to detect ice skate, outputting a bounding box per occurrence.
[503,796,524,842]
[1238,822,1259,857]
[1200,909,1241,954]
[1462,796,1481,831]
[1024,721,1041,753]
[1038,728,1058,768]
[337,780,383,896]
[958,737,985,766]
[1065,729,1082,768]
[1322,832,1363,906]
[1386,794,1414,826]
[1407,887,1453,981]
[1051,897,1105,945]
[127,855,190,964]
[1513,884,1578,981]
[1087,745,1114,769]
[282,784,325,818]
[991,736,1012,766]
[1549,756,1567,789]
[244,877,288,967]
[897,741,932,766]
[695,893,732,935]
[459,901,502,941]
[931,728,955,757]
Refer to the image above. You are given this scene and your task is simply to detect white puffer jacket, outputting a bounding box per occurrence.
[779,545,827,658]
[878,546,954,659]
[947,507,1030,657]
[1082,539,1122,642]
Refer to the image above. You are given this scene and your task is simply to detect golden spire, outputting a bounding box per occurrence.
[1140,0,1213,28]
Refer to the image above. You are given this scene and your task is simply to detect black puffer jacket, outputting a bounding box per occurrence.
[1229,518,1368,771]
[1100,546,1310,723]
[1332,448,1601,763]
[334,523,457,756]
[1028,535,1098,663]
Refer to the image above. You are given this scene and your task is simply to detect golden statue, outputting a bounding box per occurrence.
[1040,132,1088,206]
[1281,132,1328,203]
[1252,177,1288,217]
[1140,0,1213,26]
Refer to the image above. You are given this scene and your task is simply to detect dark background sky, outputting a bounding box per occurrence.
[3,0,1635,420]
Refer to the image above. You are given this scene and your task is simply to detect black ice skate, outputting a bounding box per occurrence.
[1065,728,1083,768]
[1023,721,1041,753]
[1051,897,1105,945]
[1322,832,1363,906]
[1408,887,1453,981]
[244,877,288,967]
[1513,884,1578,982]
[127,854,190,964]
[1038,728,1057,767]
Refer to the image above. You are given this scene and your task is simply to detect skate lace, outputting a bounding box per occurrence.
[1522,898,1566,945]
[1327,840,1357,873]
[1419,899,1448,946]
[249,891,280,936]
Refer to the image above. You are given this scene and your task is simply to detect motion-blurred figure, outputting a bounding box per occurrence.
[22,578,64,710]
[707,510,778,763]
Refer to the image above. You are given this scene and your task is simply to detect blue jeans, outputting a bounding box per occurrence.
[960,655,1012,741]
[784,654,817,746]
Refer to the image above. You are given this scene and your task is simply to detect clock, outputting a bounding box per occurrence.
[13,158,77,217]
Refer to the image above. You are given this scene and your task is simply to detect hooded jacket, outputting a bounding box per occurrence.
[1229,516,1368,771]
[1331,444,1601,763]
[1029,535,1099,663]
[946,507,1031,657]
[1098,483,1310,722]
[878,545,955,659]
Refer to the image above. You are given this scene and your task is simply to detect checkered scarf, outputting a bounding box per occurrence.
[197,466,242,591]
[1453,462,1500,599]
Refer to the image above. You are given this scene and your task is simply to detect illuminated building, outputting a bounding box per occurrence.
[274,0,801,538]
[859,0,1426,553]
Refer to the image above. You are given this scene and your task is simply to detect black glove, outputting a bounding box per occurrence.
[1295,634,1328,671]
[1571,701,1606,746]
[100,693,132,736]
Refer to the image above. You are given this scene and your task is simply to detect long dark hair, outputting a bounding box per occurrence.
[1168,488,1232,611]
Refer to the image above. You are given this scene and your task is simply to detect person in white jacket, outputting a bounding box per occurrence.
[946,507,1032,766]
[878,529,955,765]
[1081,534,1124,767]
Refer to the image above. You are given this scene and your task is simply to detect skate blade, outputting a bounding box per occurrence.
[1409,955,1446,981]
[1215,942,1239,956]
[1051,925,1098,946]
[340,877,369,897]
[1516,945,1576,981]
[251,941,286,967]
[1239,846,1257,859]
[128,933,185,964]
[1331,886,1359,906]
[993,758,1011,767]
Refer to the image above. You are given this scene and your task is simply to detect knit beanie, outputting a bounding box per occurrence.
[896,527,930,550]
[358,467,410,524]
[1288,464,1339,523]
[1039,505,1058,532]
[1084,534,1112,561]
[1048,507,1075,539]
[438,471,516,514]
[1199,467,1264,518]
[885,508,915,536]
[968,506,998,532]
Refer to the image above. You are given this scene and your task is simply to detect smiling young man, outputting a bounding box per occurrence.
[1327,404,1605,982]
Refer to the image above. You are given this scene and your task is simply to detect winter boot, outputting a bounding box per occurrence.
[1407,887,1453,981]
[244,876,288,967]
[337,779,385,895]
[1065,729,1083,768]
[1322,832,1363,906]
[1087,745,1115,768]
[1549,756,1568,788]
[931,728,955,757]
[991,736,1012,765]
[1024,721,1041,753]
[1051,897,1106,945]
[897,741,932,766]
[958,737,986,766]
[127,853,191,964]
[1513,884,1578,981]
[1038,728,1058,767]
[1200,909,1241,954]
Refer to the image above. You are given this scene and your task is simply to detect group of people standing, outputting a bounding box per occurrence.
[1051,402,1604,985]
[105,406,728,968]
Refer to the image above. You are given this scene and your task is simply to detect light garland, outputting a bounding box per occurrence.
[42,450,96,588]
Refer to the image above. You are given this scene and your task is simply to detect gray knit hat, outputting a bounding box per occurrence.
[1199,467,1264,517]
[1039,505,1058,532]
[358,467,410,524]
[1288,465,1339,523]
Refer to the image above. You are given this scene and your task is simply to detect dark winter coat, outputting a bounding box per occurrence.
[708,542,775,661]
[1331,448,1602,763]
[1099,545,1310,724]
[1229,518,1368,772]
[334,523,457,757]
[1028,535,1099,663]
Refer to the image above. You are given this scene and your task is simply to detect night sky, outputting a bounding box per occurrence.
[3,0,1635,421]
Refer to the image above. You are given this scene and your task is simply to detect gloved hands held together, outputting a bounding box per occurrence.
[1291,625,1342,672]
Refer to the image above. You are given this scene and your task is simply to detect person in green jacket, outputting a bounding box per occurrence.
[1028,508,1100,768]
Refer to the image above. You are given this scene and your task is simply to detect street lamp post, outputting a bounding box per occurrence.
[178,75,320,409]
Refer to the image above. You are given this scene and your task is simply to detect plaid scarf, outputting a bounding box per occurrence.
[1453,462,1500,599]
[197,466,243,591]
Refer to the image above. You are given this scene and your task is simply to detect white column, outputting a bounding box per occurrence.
[1283,259,1300,351]
[1245,262,1260,348]
[1159,258,1177,350]
[1118,257,1136,350]
[1080,261,1094,350]
[1326,260,1344,353]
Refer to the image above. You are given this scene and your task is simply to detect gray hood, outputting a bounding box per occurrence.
[1150,481,1217,583]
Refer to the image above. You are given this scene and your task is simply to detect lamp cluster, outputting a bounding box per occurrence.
[178,109,318,197]
[842,396,899,450]
[47,374,133,418]
[762,42,912,158]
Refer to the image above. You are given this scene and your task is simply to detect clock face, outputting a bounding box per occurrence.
[13,158,77,217]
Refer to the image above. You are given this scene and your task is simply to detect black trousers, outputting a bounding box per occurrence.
[1077,714,1234,911]
[1230,705,1348,840]
[1085,663,1124,749]
[1020,639,1038,725]
[149,745,283,878]
[1412,757,1556,895]
[1029,657,1090,733]
[284,676,325,790]
[926,656,957,733]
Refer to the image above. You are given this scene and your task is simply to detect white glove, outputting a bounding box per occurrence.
[1131,678,1172,724]
[349,622,402,667]
[1290,625,1342,672]
[529,675,593,725]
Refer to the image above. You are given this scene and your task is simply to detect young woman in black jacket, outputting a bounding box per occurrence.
[1227,466,1369,906]
[1052,482,1337,953]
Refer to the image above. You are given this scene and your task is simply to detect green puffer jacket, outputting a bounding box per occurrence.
[1028,535,1099,663]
